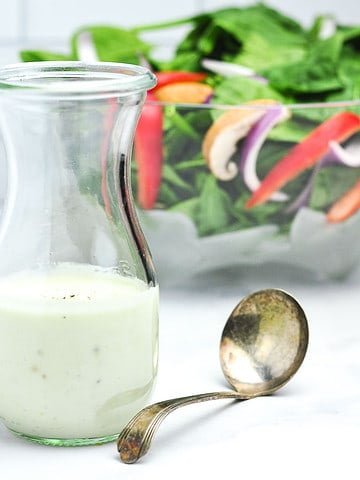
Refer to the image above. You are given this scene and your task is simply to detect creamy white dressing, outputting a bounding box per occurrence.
[0,263,158,439]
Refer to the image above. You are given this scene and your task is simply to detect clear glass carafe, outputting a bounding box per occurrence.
[0,62,158,446]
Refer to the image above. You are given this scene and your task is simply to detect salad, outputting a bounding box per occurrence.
[21,3,360,238]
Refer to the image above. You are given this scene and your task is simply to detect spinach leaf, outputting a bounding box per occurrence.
[165,107,200,140]
[164,4,305,71]
[310,166,360,210]
[195,171,210,193]
[170,197,200,221]
[197,175,234,236]
[213,76,285,105]
[325,49,360,107]
[212,5,304,47]
[340,25,360,50]
[267,34,345,95]
[157,52,202,72]
[164,120,201,167]
[174,13,241,68]
[235,194,282,223]
[233,32,305,72]
[174,155,206,171]
[161,164,194,193]
[163,107,212,180]
[71,26,151,63]
[157,183,180,207]
[268,117,313,142]
[232,193,292,232]
[20,50,73,61]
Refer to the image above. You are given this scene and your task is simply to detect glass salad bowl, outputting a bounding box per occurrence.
[18,3,360,283]
[132,98,360,284]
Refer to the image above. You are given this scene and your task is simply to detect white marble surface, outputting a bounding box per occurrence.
[0,265,359,479]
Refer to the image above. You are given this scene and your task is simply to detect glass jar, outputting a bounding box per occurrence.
[0,62,158,446]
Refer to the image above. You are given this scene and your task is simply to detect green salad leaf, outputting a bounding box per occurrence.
[310,166,360,210]
[161,164,194,193]
[170,197,200,220]
[20,50,73,61]
[268,118,313,142]
[71,26,151,63]
[197,175,234,236]
[160,4,306,71]
[233,32,305,71]
[213,76,285,105]
[267,34,344,95]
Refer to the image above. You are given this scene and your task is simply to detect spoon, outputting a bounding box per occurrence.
[117,288,309,463]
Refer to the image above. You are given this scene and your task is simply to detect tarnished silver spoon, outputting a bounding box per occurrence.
[117,289,309,463]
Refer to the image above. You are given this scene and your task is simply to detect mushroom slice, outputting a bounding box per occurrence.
[202,99,278,181]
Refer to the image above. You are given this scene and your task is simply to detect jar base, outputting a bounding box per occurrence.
[9,428,118,446]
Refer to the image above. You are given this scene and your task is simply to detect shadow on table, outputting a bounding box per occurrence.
[161,262,360,297]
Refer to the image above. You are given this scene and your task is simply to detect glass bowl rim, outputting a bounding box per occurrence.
[146,99,360,111]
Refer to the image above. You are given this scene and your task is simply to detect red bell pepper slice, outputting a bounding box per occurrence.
[134,71,207,210]
[154,71,207,90]
[246,111,360,208]
[134,91,163,209]
[134,71,207,209]
[327,179,360,223]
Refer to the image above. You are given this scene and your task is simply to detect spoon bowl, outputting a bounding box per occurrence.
[220,289,308,396]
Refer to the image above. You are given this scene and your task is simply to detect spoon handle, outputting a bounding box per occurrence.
[117,391,249,463]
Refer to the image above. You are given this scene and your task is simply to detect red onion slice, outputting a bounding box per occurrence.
[201,58,268,84]
[285,160,324,213]
[203,92,214,104]
[325,140,360,167]
[240,105,290,202]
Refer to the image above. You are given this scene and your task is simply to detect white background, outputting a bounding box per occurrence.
[0,0,359,65]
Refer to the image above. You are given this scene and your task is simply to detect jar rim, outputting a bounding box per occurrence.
[0,61,157,97]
